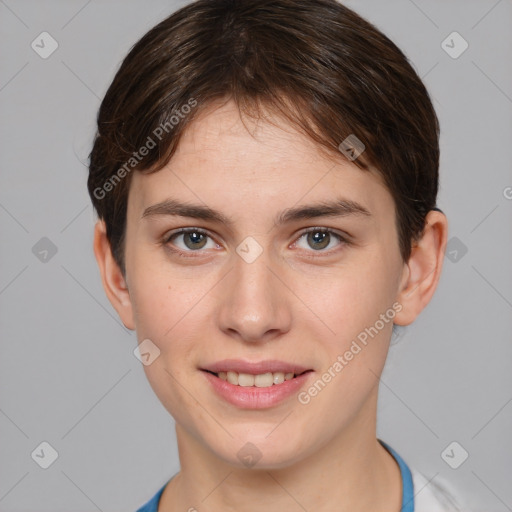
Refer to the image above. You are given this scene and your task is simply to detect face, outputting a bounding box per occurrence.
[121,100,408,468]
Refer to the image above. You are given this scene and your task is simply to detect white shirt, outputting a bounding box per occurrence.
[412,470,467,511]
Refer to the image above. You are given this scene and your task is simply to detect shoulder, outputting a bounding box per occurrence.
[411,469,469,512]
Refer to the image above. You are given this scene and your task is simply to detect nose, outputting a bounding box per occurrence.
[216,243,292,344]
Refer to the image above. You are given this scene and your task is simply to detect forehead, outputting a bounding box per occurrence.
[127,100,393,225]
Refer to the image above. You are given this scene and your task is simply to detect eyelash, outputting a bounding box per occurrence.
[162,227,351,258]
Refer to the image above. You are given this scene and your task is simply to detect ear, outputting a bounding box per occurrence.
[93,219,136,330]
[394,210,448,326]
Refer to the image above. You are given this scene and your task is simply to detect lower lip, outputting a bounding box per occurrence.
[202,371,313,409]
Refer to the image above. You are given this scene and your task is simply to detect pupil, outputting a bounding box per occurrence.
[309,231,329,250]
[185,232,206,249]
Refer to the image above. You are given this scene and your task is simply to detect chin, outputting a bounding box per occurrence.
[205,433,309,471]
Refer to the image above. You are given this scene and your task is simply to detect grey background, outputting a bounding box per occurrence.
[0,0,511,510]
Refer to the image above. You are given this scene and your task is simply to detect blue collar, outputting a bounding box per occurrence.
[379,439,415,511]
[135,481,166,512]
[136,441,414,511]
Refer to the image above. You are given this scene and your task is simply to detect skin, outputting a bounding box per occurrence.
[94,99,448,511]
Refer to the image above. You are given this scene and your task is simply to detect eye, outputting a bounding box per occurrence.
[164,228,219,253]
[292,228,348,254]
[162,226,349,258]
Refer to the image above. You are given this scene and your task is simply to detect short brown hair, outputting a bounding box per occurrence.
[88,0,440,276]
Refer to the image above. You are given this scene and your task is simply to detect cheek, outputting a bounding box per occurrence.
[296,255,398,373]
[128,252,197,341]
[296,275,396,419]
[129,280,169,341]
[301,262,395,334]
[130,270,206,424]
[128,257,212,379]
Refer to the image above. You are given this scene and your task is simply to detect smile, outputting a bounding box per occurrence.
[206,370,310,388]
[201,367,314,409]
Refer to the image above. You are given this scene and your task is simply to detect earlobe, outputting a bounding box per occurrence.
[394,210,448,326]
[93,219,136,330]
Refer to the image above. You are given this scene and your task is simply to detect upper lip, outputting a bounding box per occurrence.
[201,359,312,375]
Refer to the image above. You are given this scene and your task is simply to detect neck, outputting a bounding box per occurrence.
[159,392,402,512]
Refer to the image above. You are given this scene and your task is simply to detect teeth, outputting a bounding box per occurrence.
[217,371,296,387]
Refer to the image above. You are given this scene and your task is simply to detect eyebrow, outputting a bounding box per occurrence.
[141,197,372,226]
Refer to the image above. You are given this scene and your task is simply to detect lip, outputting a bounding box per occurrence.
[200,359,311,375]
[200,363,314,409]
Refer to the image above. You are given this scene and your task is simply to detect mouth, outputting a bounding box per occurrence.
[199,359,314,408]
[202,369,313,388]
[200,365,314,409]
